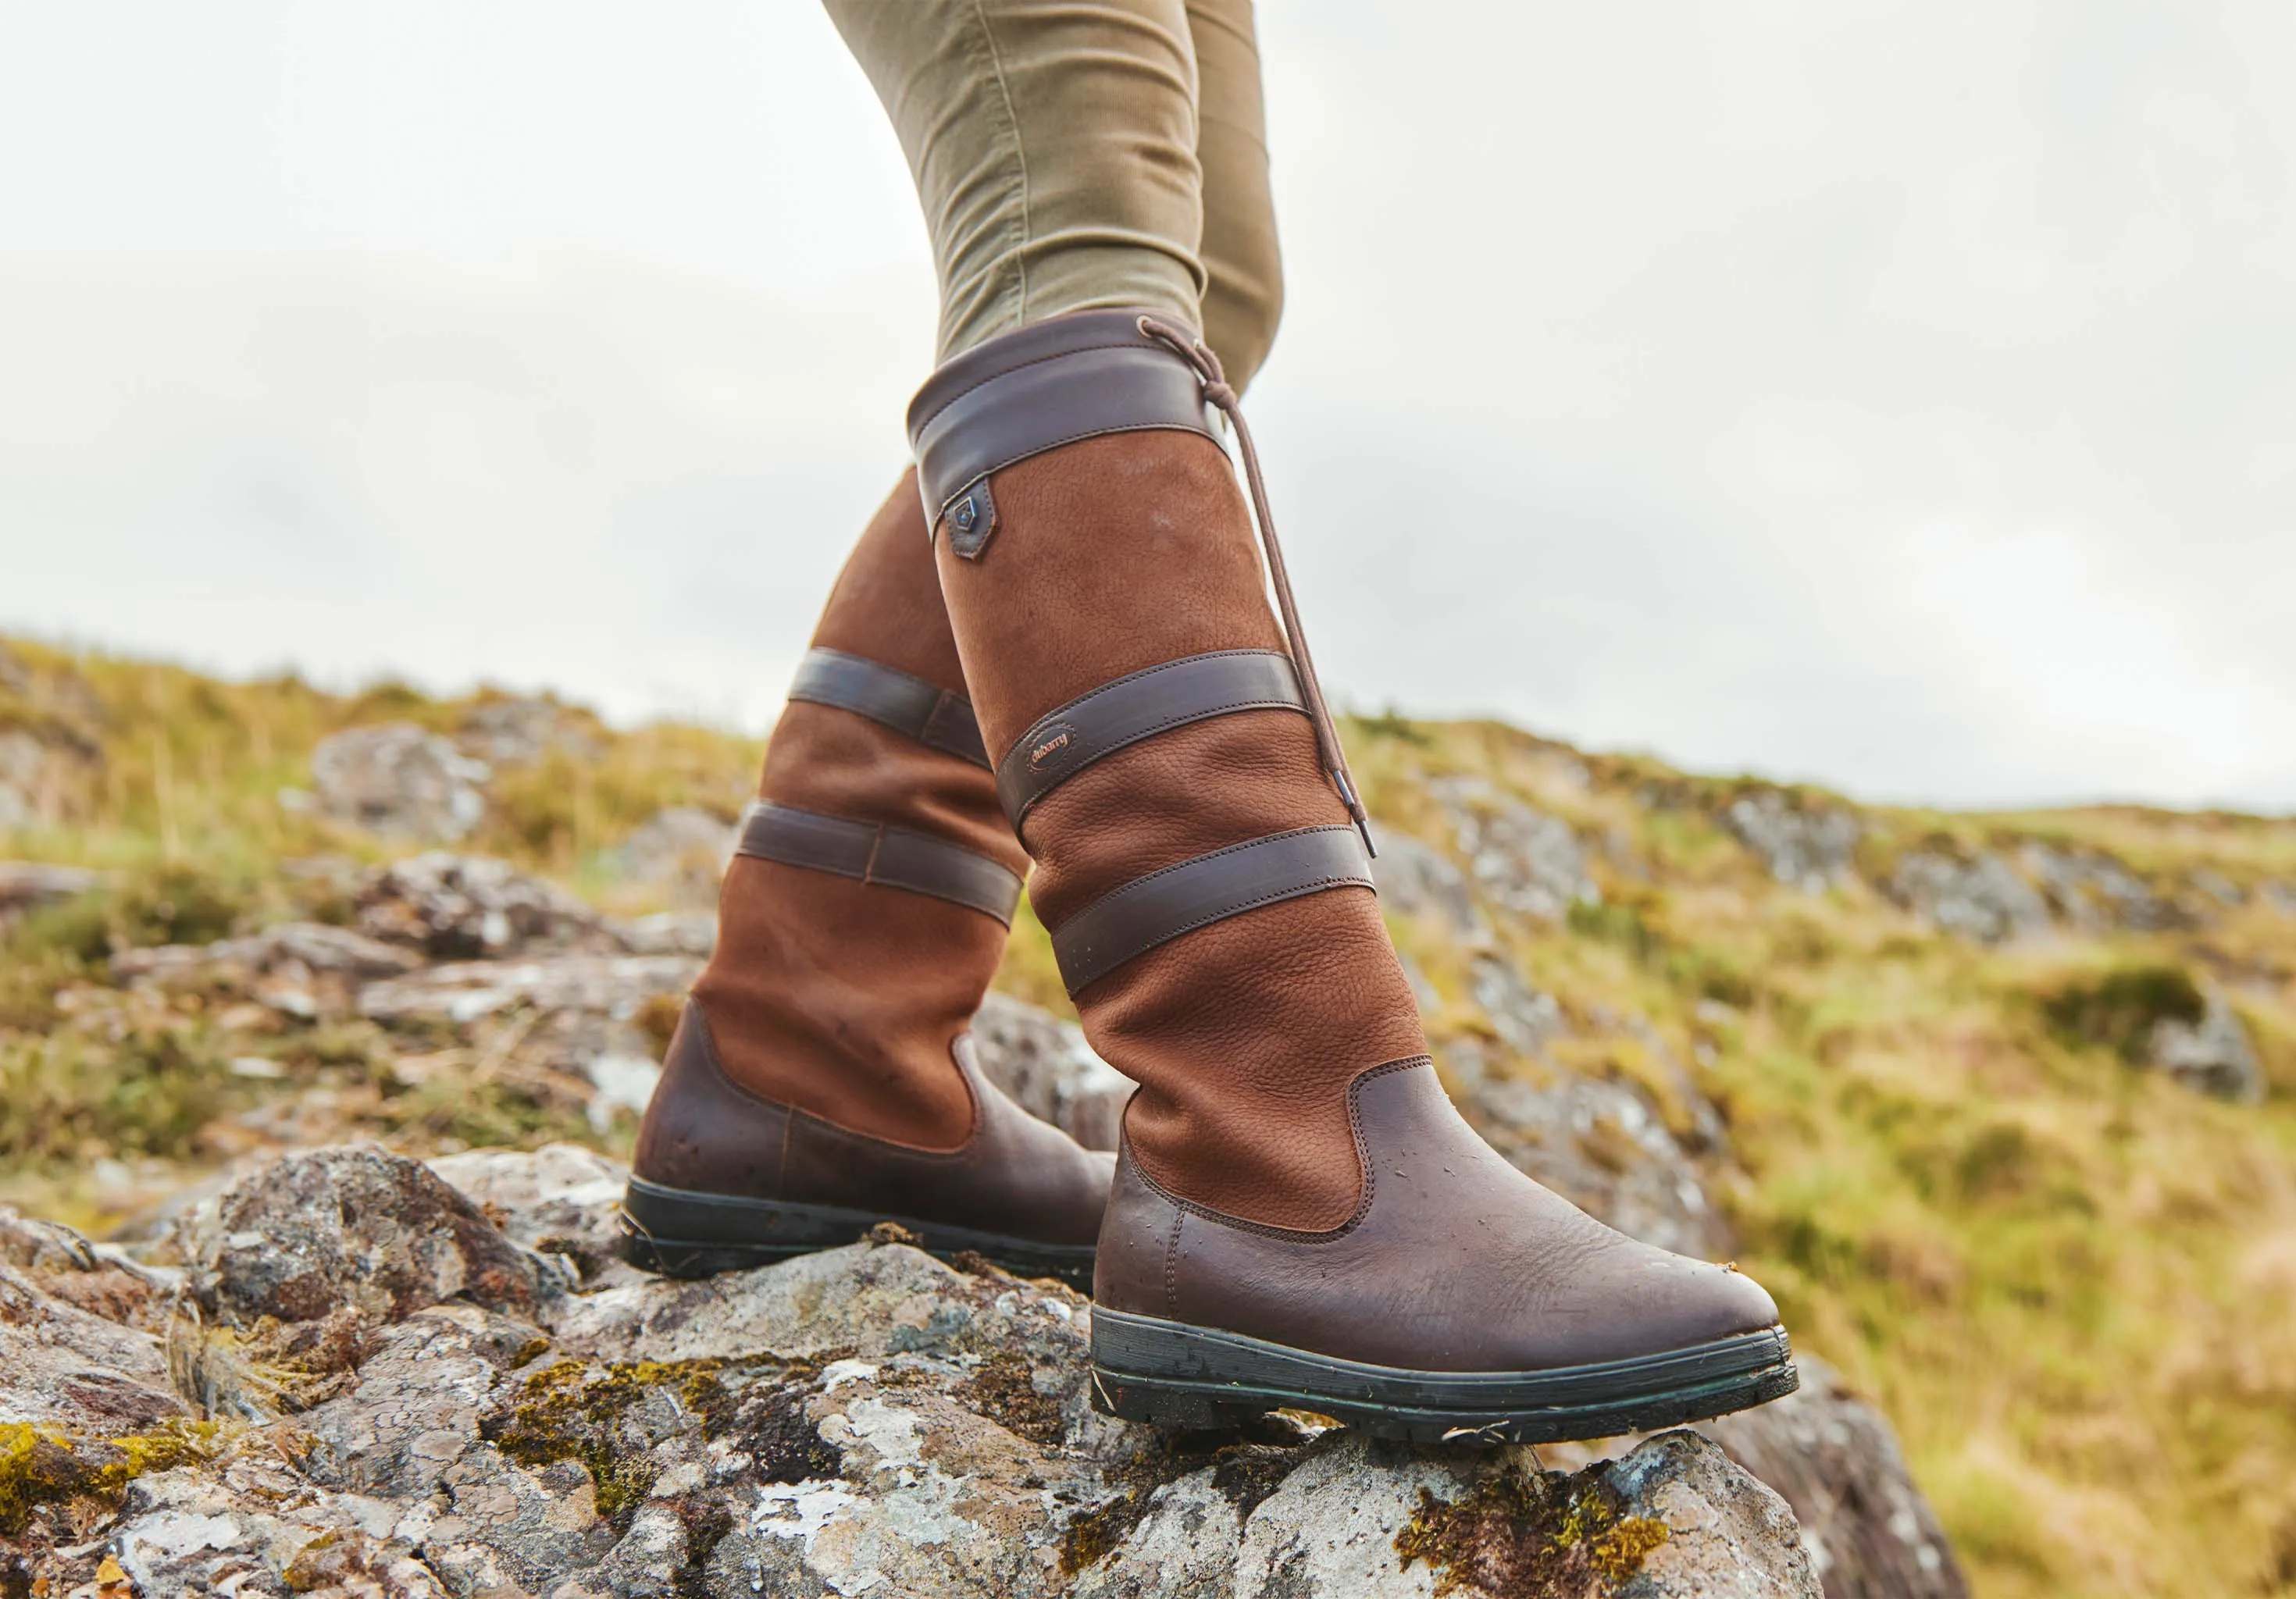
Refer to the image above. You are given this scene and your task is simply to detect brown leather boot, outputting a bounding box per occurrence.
[907,312,1795,1441]
[622,472,1115,1287]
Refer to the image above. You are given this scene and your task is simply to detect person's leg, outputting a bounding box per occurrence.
[825,0,1206,362]
[1188,0,1283,391]
[623,473,1114,1286]
[842,3,1794,1440]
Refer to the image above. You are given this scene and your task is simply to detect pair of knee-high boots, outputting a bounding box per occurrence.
[626,312,1792,1441]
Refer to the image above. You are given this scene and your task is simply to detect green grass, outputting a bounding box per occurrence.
[7,638,2296,1594]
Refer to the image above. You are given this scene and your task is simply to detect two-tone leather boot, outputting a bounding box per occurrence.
[622,472,1115,1288]
[907,311,1797,1441]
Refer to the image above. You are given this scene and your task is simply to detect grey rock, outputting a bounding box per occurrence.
[0,859,101,913]
[0,1261,185,1435]
[2263,881,2296,919]
[2149,990,2265,1103]
[176,1145,550,1325]
[1430,776,1597,921]
[313,723,491,841]
[1369,827,1484,938]
[1469,956,1567,1057]
[5,1145,1836,1597]
[607,806,736,908]
[112,920,424,1020]
[112,920,422,984]
[615,908,718,956]
[970,991,1133,1152]
[1888,851,2050,945]
[296,1306,526,1497]
[2021,843,2177,932]
[459,696,601,766]
[1609,1432,1820,1597]
[1726,791,1863,892]
[358,952,702,1027]
[357,851,614,960]
[1701,1355,1968,1599]
[430,1143,639,1288]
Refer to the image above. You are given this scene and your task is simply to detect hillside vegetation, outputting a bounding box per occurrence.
[3,634,2294,1598]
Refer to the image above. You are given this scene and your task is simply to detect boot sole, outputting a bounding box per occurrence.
[619,1177,1096,1291]
[1089,1306,1797,1444]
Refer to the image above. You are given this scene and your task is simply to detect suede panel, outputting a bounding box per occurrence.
[759,703,1027,874]
[812,467,972,694]
[935,427,1428,1230]
[693,470,1020,1152]
[1020,709,1342,928]
[696,856,999,1152]
[940,431,1289,754]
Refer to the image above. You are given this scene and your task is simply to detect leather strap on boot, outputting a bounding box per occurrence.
[907,309,1378,997]
[790,647,989,767]
[750,649,1021,923]
[734,803,1021,924]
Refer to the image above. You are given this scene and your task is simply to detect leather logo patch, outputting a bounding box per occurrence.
[1029,725,1075,770]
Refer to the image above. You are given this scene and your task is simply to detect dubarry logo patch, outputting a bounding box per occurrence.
[1030,726,1075,769]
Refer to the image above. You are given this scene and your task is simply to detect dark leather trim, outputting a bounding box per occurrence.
[905,309,1221,533]
[735,802,1022,924]
[630,1002,1117,1254]
[788,647,988,767]
[1050,825,1374,995]
[995,650,1307,829]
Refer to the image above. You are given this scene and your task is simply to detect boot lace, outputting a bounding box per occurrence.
[1137,315,1376,857]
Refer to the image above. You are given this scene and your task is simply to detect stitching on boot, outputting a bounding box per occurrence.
[1164,1206,1184,1320]
[1125,1055,1434,1243]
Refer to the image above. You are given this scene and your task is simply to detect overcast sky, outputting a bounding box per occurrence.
[2,2,2291,809]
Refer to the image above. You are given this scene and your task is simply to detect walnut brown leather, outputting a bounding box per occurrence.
[629,468,1116,1270]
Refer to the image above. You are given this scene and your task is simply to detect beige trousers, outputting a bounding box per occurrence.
[825,0,1283,390]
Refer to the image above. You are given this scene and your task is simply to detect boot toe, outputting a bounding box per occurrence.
[1591,1249,1781,1363]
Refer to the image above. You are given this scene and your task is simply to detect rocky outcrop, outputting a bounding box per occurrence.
[312,724,490,842]
[2,1145,1820,1597]
[112,921,423,1017]
[1371,827,1485,939]
[1699,1358,1967,1599]
[968,992,1132,1152]
[458,698,600,767]
[605,807,736,909]
[1725,792,1863,894]
[2149,990,2265,1103]
[2020,843,2179,933]
[1431,776,1599,921]
[355,852,615,960]
[1887,850,2050,945]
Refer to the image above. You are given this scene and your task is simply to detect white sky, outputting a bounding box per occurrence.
[2,1,2292,809]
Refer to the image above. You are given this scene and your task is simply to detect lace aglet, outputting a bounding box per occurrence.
[1332,768,1376,858]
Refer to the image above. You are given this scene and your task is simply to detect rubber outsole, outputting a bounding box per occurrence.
[1089,1307,1798,1444]
[618,1176,1097,1291]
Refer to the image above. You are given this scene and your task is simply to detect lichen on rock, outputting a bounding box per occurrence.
[1,1144,1827,1597]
